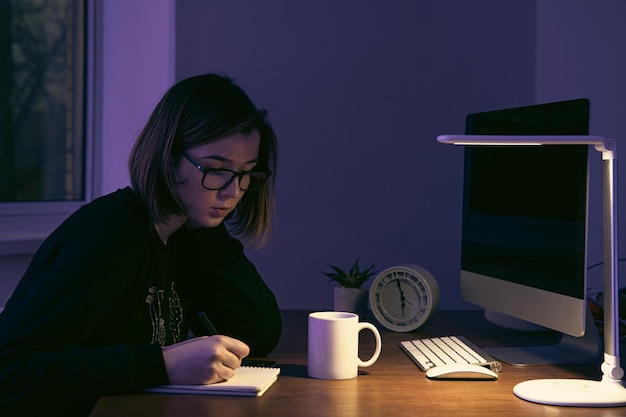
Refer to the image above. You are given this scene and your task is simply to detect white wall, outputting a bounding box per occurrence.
[97,0,176,195]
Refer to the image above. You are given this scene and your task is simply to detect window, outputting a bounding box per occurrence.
[0,0,91,252]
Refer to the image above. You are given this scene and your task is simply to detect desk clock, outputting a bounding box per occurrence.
[369,264,440,332]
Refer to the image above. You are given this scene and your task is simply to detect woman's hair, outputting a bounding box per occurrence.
[128,73,278,247]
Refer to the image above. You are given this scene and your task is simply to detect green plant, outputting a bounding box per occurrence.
[322,258,376,288]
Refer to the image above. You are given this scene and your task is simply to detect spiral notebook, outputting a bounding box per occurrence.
[145,366,280,397]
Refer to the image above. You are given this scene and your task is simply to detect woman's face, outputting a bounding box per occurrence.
[176,131,261,229]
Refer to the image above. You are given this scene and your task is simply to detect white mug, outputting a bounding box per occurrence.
[307,311,382,380]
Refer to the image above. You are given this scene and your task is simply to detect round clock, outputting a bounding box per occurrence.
[369,264,440,332]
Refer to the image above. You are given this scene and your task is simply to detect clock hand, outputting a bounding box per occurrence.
[396,279,408,316]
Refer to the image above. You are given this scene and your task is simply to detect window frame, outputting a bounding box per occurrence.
[0,0,96,255]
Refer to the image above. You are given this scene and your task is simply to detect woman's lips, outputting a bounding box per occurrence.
[211,207,231,217]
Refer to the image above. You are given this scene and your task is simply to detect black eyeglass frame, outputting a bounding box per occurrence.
[181,152,271,191]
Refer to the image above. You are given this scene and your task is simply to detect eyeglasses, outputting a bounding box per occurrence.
[181,152,271,191]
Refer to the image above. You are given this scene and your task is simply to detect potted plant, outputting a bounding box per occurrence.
[322,258,376,319]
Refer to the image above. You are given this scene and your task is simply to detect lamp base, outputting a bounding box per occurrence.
[514,378,626,407]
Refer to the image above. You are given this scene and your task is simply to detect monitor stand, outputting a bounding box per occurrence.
[484,306,601,366]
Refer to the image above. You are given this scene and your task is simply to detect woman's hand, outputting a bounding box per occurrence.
[161,335,250,385]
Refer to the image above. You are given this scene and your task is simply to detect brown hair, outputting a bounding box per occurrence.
[128,73,278,247]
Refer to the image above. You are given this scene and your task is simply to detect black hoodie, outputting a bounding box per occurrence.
[0,187,282,416]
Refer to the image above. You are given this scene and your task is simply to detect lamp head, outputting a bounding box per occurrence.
[437,134,607,146]
[437,135,615,158]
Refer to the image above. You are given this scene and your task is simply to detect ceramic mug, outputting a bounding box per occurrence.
[307,311,382,380]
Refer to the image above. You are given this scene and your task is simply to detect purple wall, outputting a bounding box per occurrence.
[536,0,626,296]
[175,0,537,310]
[181,1,626,311]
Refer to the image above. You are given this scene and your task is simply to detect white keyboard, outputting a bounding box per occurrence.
[399,335,502,373]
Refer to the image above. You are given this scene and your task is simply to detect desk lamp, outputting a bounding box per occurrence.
[438,134,626,407]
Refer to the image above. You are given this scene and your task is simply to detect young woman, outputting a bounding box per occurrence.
[0,73,282,416]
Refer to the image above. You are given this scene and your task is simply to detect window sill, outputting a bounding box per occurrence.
[0,235,46,256]
[0,214,63,256]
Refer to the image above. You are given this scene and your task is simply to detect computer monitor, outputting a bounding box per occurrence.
[460,98,601,365]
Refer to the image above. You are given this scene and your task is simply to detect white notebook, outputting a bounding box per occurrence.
[146,366,280,397]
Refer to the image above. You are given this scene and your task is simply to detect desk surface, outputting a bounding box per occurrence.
[90,310,622,417]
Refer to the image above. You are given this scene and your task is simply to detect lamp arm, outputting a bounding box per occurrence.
[596,138,623,382]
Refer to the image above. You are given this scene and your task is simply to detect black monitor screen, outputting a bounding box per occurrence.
[461,99,589,300]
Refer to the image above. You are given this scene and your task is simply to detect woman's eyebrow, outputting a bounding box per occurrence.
[201,155,259,164]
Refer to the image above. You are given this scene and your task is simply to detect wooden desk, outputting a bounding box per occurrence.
[90,310,623,417]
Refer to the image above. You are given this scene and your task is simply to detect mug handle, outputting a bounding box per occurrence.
[356,322,382,367]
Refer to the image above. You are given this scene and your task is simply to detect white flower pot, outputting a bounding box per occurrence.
[333,287,369,319]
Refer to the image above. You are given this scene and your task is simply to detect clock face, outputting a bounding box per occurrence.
[369,265,440,332]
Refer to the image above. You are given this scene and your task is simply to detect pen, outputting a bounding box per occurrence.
[198,311,219,336]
